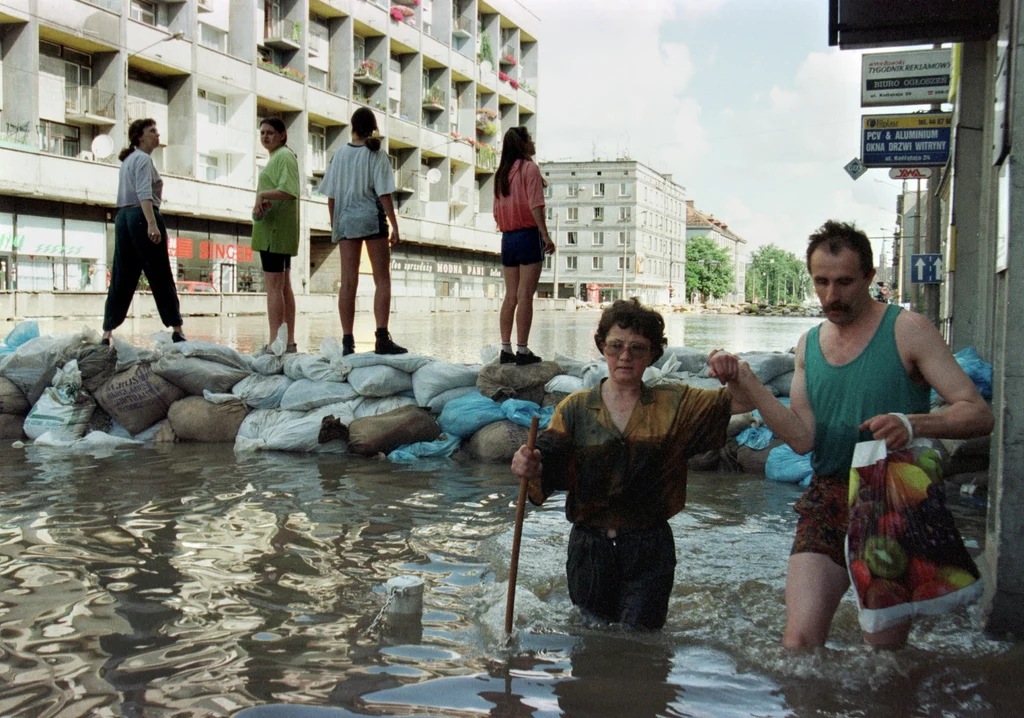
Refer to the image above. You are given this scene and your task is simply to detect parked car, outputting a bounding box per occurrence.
[176,281,218,293]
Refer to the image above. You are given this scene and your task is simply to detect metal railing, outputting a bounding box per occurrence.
[265,17,300,44]
[450,186,470,206]
[309,23,328,55]
[65,86,116,120]
[396,169,419,193]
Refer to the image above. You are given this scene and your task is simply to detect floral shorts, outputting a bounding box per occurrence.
[791,475,848,569]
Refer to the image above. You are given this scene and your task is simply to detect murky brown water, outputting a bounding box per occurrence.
[1,311,1020,717]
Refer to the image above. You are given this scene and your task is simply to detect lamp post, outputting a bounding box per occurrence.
[125,31,185,139]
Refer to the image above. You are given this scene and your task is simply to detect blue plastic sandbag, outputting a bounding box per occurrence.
[736,425,774,450]
[388,433,462,462]
[502,398,554,430]
[932,346,992,403]
[0,320,40,356]
[765,444,813,486]
[437,391,505,437]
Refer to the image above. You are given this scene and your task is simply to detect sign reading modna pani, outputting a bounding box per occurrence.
[861,113,952,168]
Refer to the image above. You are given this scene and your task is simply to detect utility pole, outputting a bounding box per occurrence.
[552,215,559,299]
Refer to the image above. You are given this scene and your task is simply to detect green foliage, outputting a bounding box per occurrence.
[478,34,494,64]
[746,244,810,305]
[685,236,734,301]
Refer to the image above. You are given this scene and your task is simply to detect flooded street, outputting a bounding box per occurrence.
[1,311,1021,717]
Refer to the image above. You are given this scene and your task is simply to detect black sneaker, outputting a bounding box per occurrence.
[172,331,187,343]
[515,349,542,366]
[375,332,408,355]
[500,350,517,364]
[343,337,356,356]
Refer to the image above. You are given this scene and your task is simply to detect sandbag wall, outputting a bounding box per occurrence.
[0,322,991,492]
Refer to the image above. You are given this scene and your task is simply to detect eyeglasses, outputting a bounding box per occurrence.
[603,340,651,357]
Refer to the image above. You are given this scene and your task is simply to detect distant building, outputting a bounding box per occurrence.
[684,201,747,303]
[537,159,687,304]
[0,0,540,302]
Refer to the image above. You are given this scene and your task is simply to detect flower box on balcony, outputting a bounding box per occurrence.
[500,54,517,67]
[354,60,383,85]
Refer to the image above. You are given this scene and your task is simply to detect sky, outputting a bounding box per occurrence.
[534,0,916,261]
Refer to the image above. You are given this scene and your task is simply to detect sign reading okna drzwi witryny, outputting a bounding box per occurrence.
[861,48,952,107]
[861,113,952,168]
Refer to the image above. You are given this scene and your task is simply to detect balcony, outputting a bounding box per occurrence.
[452,16,472,40]
[475,144,497,172]
[449,185,470,207]
[353,60,383,86]
[500,45,517,67]
[422,87,445,112]
[309,151,328,176]
[65,86,117,126]
[308,25,328,57]
[395,169,419,194]
[197,0,212,12]
[126,97,169,131]
[264,18,301,51]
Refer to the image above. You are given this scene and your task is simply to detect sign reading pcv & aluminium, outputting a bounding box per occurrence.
[861,113,952,167]
[861,49,952,106]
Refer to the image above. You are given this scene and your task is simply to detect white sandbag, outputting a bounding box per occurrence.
[425,385,476,414]
[581,363,609,388]
[353,395,417,419]
[655,346,708,374]
[231,374,294,410]
[280,379,360,411]
[545,375,585,394]
[412,361,480,407]
[328,351,435,379]
[769,370,795,397]
[23,361,96,440]
[283,354,345,383]
[112,337,161,372]
[162,340,253,371]
[643,353,681,386]
[153,353,252,395]
[203,390,240,404]
[34,429,142,453]
[347,365,414,397]
[234,401,358,453]
[552,354,596,378]
[251,353,286,376]
[737,351,795,384]
[0,327,98,405]
[679,376,730,391]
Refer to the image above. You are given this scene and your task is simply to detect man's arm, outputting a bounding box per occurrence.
[860,311,994,446]
[709,335,817,454]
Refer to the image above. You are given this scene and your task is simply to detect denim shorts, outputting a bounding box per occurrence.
[501,226,544,267]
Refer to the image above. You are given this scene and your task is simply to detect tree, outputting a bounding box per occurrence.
[685,236,734,302]
[746,244,810,305]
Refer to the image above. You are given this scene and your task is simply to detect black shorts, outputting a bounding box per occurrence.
[566,522,677,630]
[259,250,291,273]
[501,227,544,267]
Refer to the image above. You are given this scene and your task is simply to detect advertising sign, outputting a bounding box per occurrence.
[862,113,952,168]
[888,167,934,180]
[861,49,953,106]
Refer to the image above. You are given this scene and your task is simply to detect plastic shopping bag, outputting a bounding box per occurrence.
[847,439,982,633]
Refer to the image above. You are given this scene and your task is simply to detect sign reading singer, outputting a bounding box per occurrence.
[861,113,952,168]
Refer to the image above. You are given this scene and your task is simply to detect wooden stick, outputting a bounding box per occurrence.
[505,415,539,636]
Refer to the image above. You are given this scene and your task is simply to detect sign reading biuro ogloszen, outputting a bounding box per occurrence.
[861,113,952,168]
[861,49,952,107]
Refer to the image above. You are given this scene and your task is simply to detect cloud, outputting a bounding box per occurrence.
[536,0,706,171]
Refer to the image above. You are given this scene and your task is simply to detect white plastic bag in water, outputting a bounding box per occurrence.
[24,360,96,440]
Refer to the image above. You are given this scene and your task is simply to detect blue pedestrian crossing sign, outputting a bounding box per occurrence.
[910,253,943,284]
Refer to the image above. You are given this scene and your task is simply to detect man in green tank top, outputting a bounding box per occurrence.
[707,220,992,650]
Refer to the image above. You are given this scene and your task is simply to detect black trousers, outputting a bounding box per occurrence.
[103,206,182,332]
[566,521,677,630]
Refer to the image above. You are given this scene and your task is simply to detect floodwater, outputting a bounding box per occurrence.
[1,311,1021,717]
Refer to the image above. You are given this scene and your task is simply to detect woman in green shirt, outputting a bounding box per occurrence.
[252,118,300,352]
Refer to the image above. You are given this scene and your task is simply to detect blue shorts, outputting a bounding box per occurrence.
[501,227,543,267]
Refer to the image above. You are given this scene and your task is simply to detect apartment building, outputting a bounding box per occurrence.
[684,200,747,304]
[537,160,687,305]
[0,0,538,302]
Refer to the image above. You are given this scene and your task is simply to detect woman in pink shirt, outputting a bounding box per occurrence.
[493,126,555,365]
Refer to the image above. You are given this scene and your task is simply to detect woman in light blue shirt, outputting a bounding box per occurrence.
[101,118,185,345]
[318,108,406,355]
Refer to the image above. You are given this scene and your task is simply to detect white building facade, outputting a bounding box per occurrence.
[537,160,687,306]
[0,0,538,303]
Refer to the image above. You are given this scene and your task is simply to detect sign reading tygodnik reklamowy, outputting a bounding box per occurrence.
[861,49,952,107]
[861,113,952,167]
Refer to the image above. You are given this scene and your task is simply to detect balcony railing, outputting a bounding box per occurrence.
[500,45,517,66]
[308,24,328,56]
[449,186,470,206]
[309,151,328,174]
[422,87,445,110]
[265,18,301,50]
[452,16,472,40]
[354,60,383,85]
[65,85,117,123]
[475,144,497,172]
[395,170,419,194]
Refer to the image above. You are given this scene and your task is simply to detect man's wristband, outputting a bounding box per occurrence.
[889,412,914,448]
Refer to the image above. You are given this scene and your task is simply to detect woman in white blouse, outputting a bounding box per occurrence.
[101,118,186,345]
